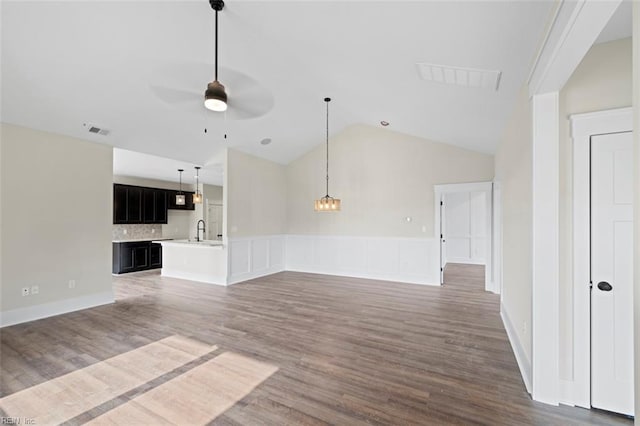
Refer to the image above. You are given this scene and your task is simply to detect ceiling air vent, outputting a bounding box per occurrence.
[84,123,110,136]
[416,62,502,91]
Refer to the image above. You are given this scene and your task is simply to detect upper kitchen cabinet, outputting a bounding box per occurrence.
[114,184,168,224]
[113,184,142,224]
[167,189,196,210]
[143,188,168,224]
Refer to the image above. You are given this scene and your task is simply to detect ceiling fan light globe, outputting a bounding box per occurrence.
[204,81,228,111]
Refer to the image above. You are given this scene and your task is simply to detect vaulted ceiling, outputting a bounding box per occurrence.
[2,1,556,183]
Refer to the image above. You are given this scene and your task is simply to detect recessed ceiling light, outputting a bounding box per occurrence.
[380,121,390,127]
[260,138,272,145]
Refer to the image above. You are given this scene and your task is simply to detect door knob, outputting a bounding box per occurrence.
[597,281,613,291]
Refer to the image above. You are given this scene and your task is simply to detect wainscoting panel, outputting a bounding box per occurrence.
[285,235,439,286]
[227,236,286,285]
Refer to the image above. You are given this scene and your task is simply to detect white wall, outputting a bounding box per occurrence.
[494,85,533,389]
[286,124,494,238]
[1,124,114,326]
[633,3,640,417]
[559,37,632,387]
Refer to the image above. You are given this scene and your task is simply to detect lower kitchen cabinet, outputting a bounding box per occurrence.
[112,241,162,274]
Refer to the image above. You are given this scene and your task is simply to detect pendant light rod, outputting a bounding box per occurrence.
[215,7,219,81]
[178,168,184,193]
[325,97,330,197]
[210,0,224,82]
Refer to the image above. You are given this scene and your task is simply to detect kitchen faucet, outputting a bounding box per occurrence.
[196,219,206,242]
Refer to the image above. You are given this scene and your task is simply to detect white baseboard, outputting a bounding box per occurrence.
[500,302,532,394]
[285,267,439,286]
[0,291,115,328]
[161,269,227,286]
[227,266,285,285]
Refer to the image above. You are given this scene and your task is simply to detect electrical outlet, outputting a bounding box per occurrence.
[123,229,128,235]
[31,285,39,295]
[522,321,527,334]
[21,287,30,296]
[68,280,76,289]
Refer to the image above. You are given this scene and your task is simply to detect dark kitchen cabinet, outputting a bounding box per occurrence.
[167,189,196,210]
[112,241,162,274]
[113,184,142,224]
[143,188,168,224]
[149,243,162,267]
[114,184,168,224]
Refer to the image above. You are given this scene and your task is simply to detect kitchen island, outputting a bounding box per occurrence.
[154,239,227,285]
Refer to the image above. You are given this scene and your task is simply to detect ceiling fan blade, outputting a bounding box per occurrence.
[149,85,200,105]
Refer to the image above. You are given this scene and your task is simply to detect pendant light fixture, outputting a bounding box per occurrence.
[176,169,186,206]
[193,166,203,204]
[314,97,341,211]
[204,0,228,112]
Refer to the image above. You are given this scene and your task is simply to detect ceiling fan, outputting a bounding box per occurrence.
[149,0,273,120]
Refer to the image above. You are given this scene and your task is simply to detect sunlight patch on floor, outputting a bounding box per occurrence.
[0,335,217,424]
[87,352,279,425]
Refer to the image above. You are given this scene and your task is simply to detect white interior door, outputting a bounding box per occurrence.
[590,131,634,416]
[443,192,486,265]
[207,204,223,240]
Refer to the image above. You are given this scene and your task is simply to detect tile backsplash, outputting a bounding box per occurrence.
[112,224,162,241]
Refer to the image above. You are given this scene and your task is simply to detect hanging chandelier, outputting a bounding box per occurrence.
[314,97,341,211]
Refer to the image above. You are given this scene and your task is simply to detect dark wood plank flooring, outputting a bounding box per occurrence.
[0,264,632,425]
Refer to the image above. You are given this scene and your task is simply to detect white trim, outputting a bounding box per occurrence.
[570,107,632,409]
[434,182,493,291]
[528,0,622,96]
[0,291,115,328]
[501,302,532,394]
[492,181,502,295]
[531,92,560,405]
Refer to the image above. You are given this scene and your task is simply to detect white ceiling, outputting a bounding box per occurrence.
[595,0,632,45]
[3,1,556,177]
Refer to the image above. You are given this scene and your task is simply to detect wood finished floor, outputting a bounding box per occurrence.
[0,264,633,425]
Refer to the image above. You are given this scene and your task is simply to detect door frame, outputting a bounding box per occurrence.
[570,106,632,408]
[434,181,494,291]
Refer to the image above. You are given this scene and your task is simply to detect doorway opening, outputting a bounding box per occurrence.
[434,182,495,293]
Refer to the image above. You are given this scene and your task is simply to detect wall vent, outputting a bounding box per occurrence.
[84,123,110,136]
[416,62,502,91]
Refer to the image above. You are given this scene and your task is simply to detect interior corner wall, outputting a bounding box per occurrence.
[285,124,494,238]
[494,85,533,388]
[558,37,632,385]
[633,2,640,417]
[226,148,287,238]
[0,124,114,326]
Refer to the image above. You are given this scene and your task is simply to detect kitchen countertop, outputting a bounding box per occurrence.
[112,238,176,243]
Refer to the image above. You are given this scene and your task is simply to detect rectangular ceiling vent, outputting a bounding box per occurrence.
[86,124,110,136]
[416,62,502,91]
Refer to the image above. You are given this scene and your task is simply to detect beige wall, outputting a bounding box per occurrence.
[1,124,113,313]
[558,37,632,380]
[494,85,533,365]
[226,148,287,237]
[286,124,494,238]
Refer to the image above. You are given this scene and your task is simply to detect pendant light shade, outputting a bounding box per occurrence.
[205,81,227,111]
[176,169,186,206]
[314,97,341,212]
[204,0,227,112]
[193,166,203,204]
